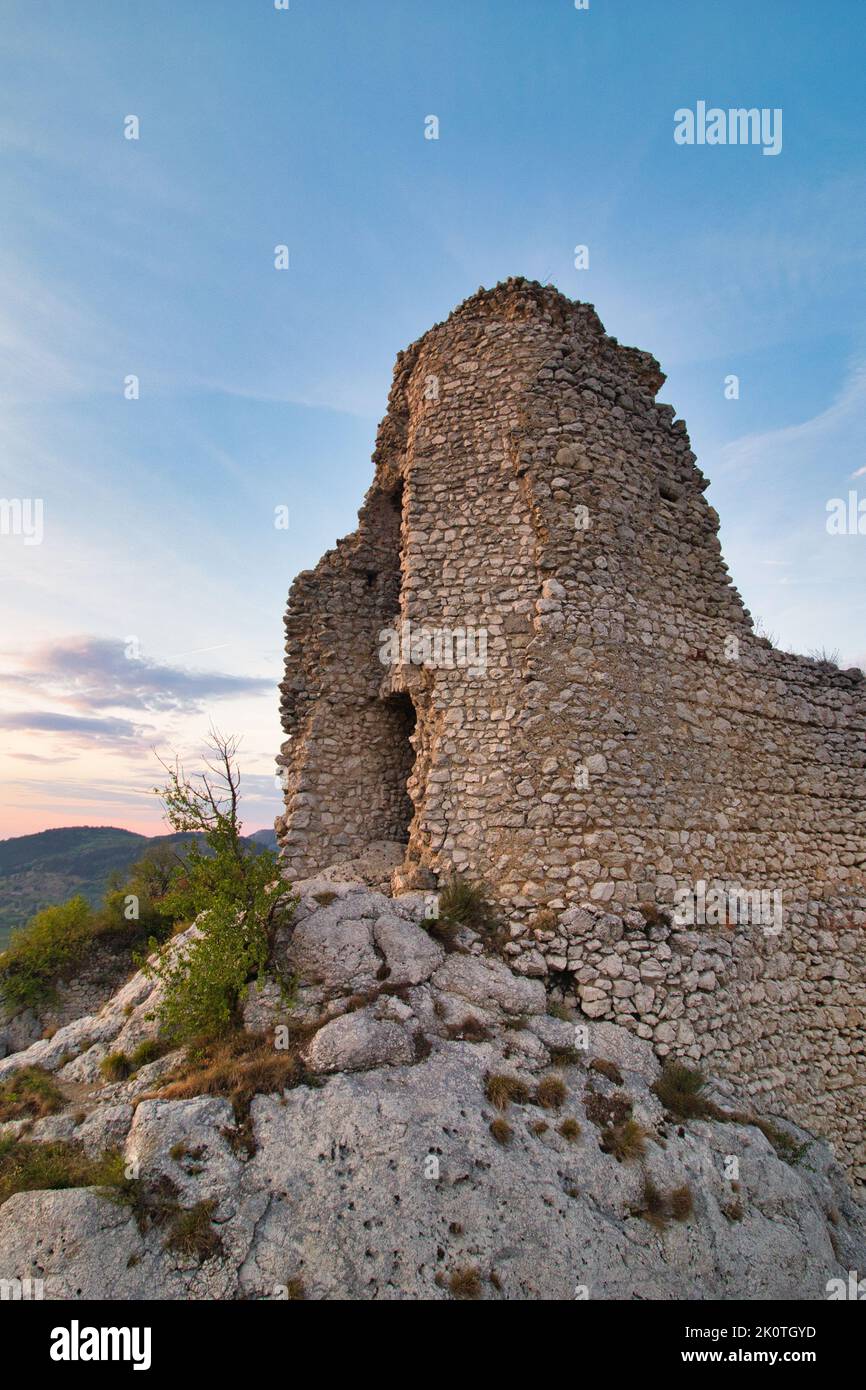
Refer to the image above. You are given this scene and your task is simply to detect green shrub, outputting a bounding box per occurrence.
[144,733,294,1045]
[0,897,95,1012]
[0,1066,65,1121]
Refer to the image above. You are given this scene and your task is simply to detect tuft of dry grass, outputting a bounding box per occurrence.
[489,1117,513,1146]
[0,1066,65,1121]
[640,1176,669,1229]
[549,1046,583,1066]
[669,1183,694,1221]
[529,1120,549,1136]
[285,1276,307,1300]
[590,1057,624,1086]
[547,1002,572,1022]
[162,1198,222,1262]
[652,1062,715,1121]
[446,1016,492,1043]
[148,1030,308,1120]
[557,1117,581,1143]
[485,1072,531,1110]
[636,1177,694,1228]
[449,1265,483,1300]
[529,909,558,934]
[534,1075,567,1110]
[601,1117,647,1162]
[425,916,462,952]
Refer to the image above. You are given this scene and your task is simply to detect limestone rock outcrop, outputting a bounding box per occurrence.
[0,876,863,1301]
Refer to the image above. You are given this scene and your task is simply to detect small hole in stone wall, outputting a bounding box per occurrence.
[365,571,377,587]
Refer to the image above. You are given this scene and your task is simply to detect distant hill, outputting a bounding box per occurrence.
[248,828,278,851]
[0,824,278,951]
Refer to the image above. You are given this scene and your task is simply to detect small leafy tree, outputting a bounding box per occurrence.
[145,731,289,1043]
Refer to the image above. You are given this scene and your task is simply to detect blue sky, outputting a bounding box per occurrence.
[1,0,864,837]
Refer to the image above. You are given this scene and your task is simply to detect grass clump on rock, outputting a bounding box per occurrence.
[534,1075,567,1110]
[162,1198,222,1262]
[449,1266,483,1299]
[489,1117,513,1146]
[601,1117,647,1162]
[0,1065,65,1121]
[0,1138,124,1209]
[485,1073,531,1110]
[100,1051,132,1083]
[637,1176,694,1228]
[149,1030,306,1120]
[652,1062,715,1120]
[128,1038,164,1070]
[436,875,504,947]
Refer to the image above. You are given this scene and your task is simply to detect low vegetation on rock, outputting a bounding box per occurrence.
[0,1064,65,1120]
[143,733,295,1045]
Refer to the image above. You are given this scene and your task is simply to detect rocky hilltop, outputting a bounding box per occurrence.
[0,857,862,1301]
[276,279,866,1188]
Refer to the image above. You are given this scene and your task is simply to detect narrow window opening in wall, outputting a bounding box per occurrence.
[382,691,416,843]
[365,570,377,587]
[390,481,404,515]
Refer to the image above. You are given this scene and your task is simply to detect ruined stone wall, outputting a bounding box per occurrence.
[277,279,866,1181]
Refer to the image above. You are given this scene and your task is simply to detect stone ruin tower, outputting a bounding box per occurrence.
[277,279,866,1183]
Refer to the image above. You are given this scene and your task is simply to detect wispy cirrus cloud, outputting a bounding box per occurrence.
[0,711,147,742]
[1,636,274,715]
[711,362,866,482]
